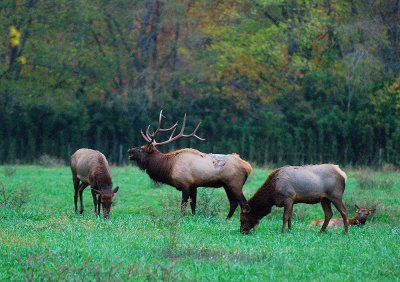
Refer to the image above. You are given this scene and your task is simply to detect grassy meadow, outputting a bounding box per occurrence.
[0,165,399,281]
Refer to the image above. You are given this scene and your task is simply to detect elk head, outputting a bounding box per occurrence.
[128,110,205,168]
[355,204,376,225]
[240,206,259,234]
[92,187,119,219]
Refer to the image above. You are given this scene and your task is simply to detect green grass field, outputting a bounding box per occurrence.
[0,165,399,281]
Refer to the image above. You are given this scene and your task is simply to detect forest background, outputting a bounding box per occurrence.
[1,0,399,167]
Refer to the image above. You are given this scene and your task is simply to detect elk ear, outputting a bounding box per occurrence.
[92,188,101,194]
[242,204,251,214]
[144,143,153,152]
[113,186,119,194]
[369,209,376,214]
[355,204,360,210]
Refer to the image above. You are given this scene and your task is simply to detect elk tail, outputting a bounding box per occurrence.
[333,165,347,183]
[241,159,253,177]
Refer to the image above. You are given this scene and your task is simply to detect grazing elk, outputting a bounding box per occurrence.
[240,164,349,234]
[70,148,119,219]
[311,205,376,227]
[128,111,252,219]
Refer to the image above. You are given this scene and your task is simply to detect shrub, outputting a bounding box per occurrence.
[381,164,399,172]
[37,154,65,167]
[0,181,30,209]
[196,190,224,218]
[3,164,17,177]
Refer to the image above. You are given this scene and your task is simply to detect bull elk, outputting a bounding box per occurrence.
[240,164,349,234]
[70,148,119,219]
[311,205,376,227]
[128,111,252,218]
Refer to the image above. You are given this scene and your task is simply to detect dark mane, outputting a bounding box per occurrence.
[248,168,282,219]
[145,151,174,185]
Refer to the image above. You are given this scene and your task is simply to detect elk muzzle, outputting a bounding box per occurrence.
[101,194,113,219]
[240,226,251,235]
[128,147,141,160]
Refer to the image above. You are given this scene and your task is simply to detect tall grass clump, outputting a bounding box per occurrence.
[3,164,17,177]
[1,164,30,209]
[354,169,396,190]
[0,182,31,209]
[196,189,224,218]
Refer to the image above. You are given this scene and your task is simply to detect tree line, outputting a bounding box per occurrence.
[0,0,399,166]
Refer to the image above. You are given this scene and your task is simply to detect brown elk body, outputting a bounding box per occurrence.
[311,205,375,227]
[128,111,252,218]
[70,148,119,219]
[240,164,349,234]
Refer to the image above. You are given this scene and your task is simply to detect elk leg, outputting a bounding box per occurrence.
[189,188,197,215]
[228,187,248,211]
[91,189,98,214]
[73,176,80,213]
[331,198,349,234]
[320,199,333,233]
[282,200,293,233]
[97,194,101,216]
[288,203,294,230]
[224,187,239,219]
[181,189,190,215]
[78,183,88,214]
[74,186,79,214]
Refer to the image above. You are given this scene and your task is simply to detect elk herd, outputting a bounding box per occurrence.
[70,111,376,234]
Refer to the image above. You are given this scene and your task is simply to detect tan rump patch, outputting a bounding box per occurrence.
[332,165,347,182]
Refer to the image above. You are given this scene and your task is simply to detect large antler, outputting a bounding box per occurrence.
[140,110,205,146]
[140,110,178,143]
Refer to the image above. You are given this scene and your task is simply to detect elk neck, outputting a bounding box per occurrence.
[144,149,174,185]
[247,169,280,220]
[93,156,112,191]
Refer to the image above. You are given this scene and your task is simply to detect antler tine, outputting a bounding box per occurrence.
[140,110,180,144]
[145,125,151,138]
[168,127,177,140]
[147,110,178,139]
[179,114,205,140]
[189,122,206,141]
[153,113,205,146]
[140,129,152,143]
[157,110,179,133]
[178,113,187,135]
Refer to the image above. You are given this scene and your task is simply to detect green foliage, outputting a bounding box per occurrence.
[0,166,399,280]
[0,1,399,166]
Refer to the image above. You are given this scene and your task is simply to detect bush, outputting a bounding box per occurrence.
[3,164,17,177]
[196,190,224,218]
[381,164,399,172]
[37,154,65,167]
[0,181,30,209]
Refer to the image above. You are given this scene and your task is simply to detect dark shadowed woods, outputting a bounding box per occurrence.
[0,0,399,166]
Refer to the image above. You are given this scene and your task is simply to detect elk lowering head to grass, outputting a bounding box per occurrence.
[240,164,349,234]
[70,148,119,219]
[311,205,375,227]
[128,111,252,219]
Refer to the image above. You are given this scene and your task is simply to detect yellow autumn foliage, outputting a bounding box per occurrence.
[18,56,27,65]
[9,26,21,47]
